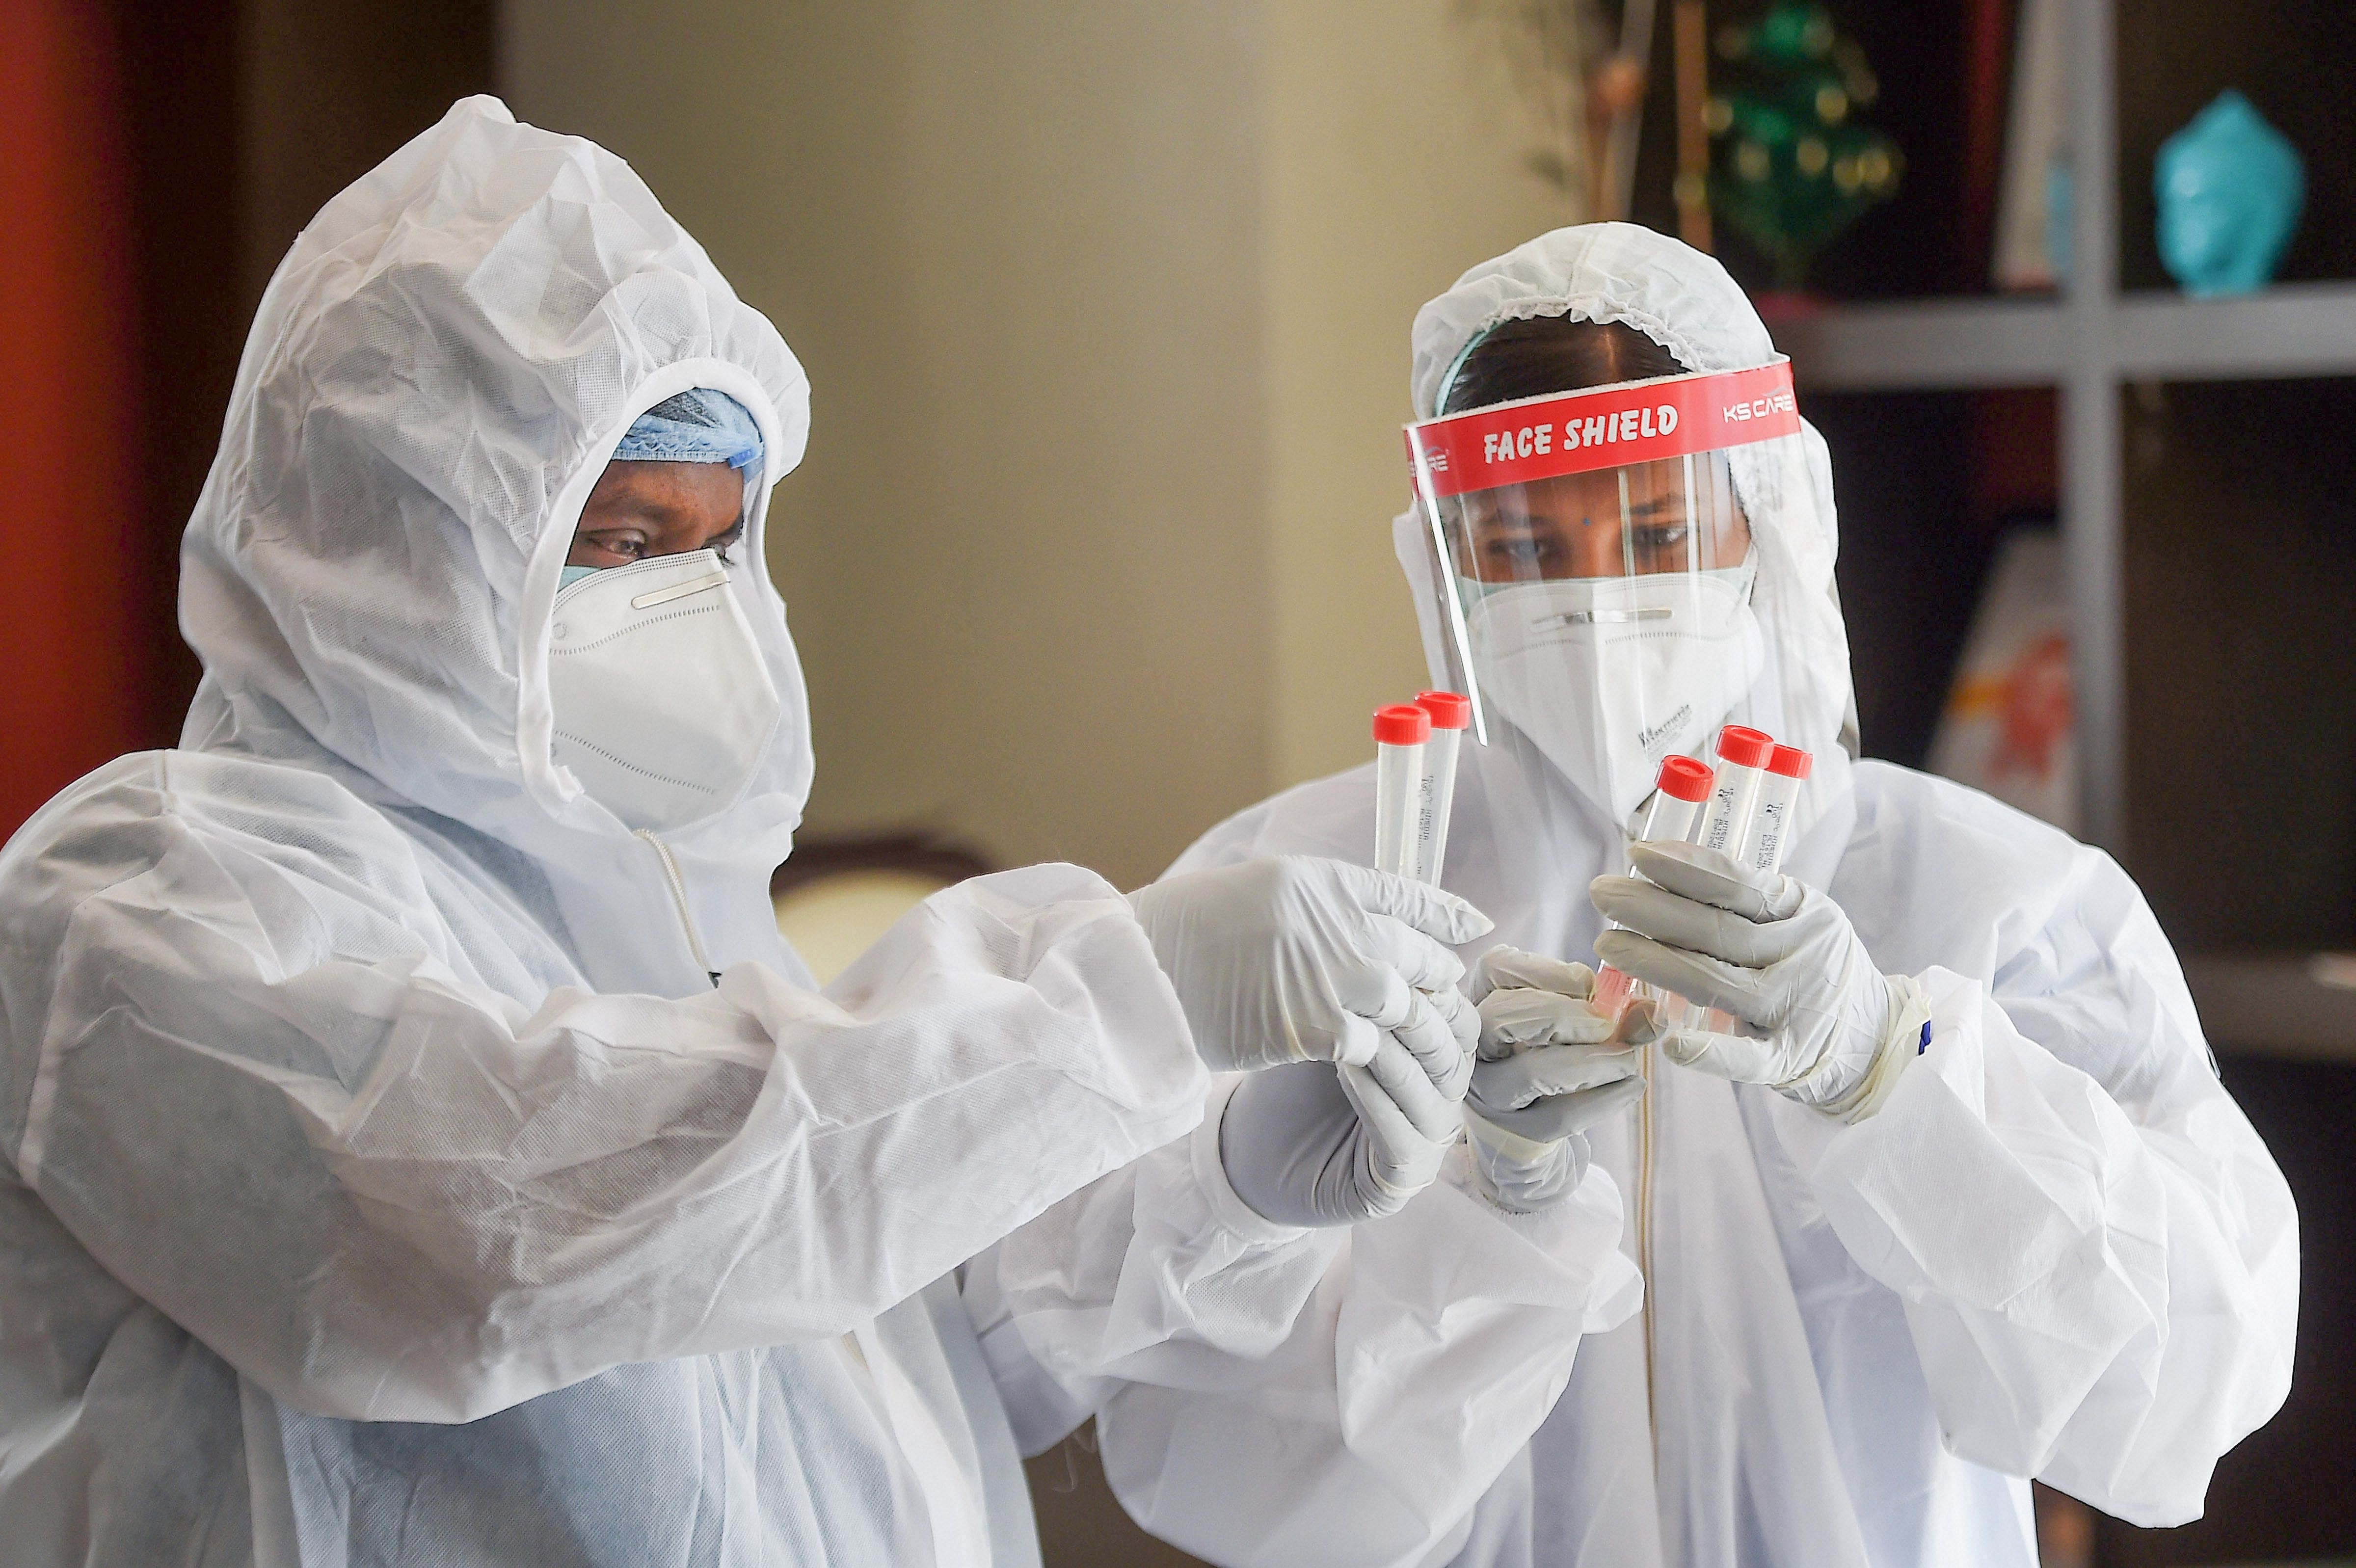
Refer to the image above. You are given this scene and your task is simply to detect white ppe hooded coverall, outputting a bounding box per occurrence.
[0,100,1633,1568]
[1167,223,2299,1568]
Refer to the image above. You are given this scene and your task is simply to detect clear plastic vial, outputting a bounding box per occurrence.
[1593,753,1721,1020]
[1633,753,1716,853]
[1739,744,1813,875]
[1698,724,1775,857]
[1372,704,1431,877]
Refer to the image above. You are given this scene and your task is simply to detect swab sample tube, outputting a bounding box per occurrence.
[1593,753,1719,1019]
[1410,690,1471,884]
[1740,744,1813,875]
[1698,724,1775,857]
[1673,741,1813,1042]
[1372,704,1431,877]
[1633,754,1716,852]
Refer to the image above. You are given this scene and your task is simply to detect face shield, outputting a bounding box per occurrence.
[1404,358,1801,825]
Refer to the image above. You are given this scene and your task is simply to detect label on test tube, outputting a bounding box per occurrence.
[1697,724,1775,856]
[1410,691,1470,883]
[1740,744,1812,875]
[1372,704,1431,878]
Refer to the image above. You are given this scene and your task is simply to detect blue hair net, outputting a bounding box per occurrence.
[614,389,764,471]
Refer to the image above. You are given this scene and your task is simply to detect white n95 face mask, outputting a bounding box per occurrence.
[1465,560,1765,823]
[547,549,782,832]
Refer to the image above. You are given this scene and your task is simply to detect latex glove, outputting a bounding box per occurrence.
[1130,856,1490,1083]
[1460,946,1653,1210]
[1590,842,1933,1120]
[1469,946,1659,1064]
[1219,1034,1468,1226]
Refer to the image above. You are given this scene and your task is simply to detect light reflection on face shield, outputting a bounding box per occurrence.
[1449,452,1752,588]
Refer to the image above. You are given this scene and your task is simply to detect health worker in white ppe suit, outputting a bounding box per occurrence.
[0,99,1640,1568]
[1167,222,2299,1568]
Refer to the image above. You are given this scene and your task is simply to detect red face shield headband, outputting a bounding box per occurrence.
[1402,357,1800,498]
[1401,356,1800,744]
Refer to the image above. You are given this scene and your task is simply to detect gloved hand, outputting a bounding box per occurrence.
[1219,1034,1468,1226]
[1129,856,1490,1084]
[1462,947,1653,1211]
[1590,842,1932,1121]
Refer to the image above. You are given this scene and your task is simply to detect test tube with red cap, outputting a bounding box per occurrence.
[1592,754,1720,1019]
[1372,704,1431,877]
[1739,744,1813,875]
[1632,754,1717,852]
[1698,724,1775,858]
[1410,691,1471,883]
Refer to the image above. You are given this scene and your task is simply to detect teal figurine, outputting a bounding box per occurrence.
[2155,91,2304,297]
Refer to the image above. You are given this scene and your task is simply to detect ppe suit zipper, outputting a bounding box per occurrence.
[635,829,722,986]
[1638,1035,1660,1477]
[1625,824,1662,1484]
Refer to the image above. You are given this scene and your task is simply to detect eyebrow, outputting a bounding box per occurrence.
[587,494,687,525]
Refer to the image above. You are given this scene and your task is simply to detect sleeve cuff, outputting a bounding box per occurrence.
[1826,972,1938,1123]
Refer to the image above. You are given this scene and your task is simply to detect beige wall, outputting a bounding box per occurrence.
[502,0,1570,890]
[1263,1,1577,786]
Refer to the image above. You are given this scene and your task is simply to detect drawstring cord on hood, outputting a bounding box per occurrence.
[636,829,721,986]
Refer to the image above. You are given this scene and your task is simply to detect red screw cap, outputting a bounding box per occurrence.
[1715,724,1774,768]
[1766,743,1813,779]
[1656,754,1716,802]
[1373,704,1432,746]
[1414,690,1472,730]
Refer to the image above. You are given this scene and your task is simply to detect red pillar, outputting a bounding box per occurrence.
[0,0,147,840]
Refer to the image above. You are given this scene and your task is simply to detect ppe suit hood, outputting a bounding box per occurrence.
[178,95,816,877]
[1393,222,1858,839]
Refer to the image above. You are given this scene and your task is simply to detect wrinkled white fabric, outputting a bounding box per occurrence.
[1171,223,2297,1567]
[976,1079,1645,1568]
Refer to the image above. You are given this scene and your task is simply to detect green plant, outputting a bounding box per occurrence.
[1707,1,1901,288]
